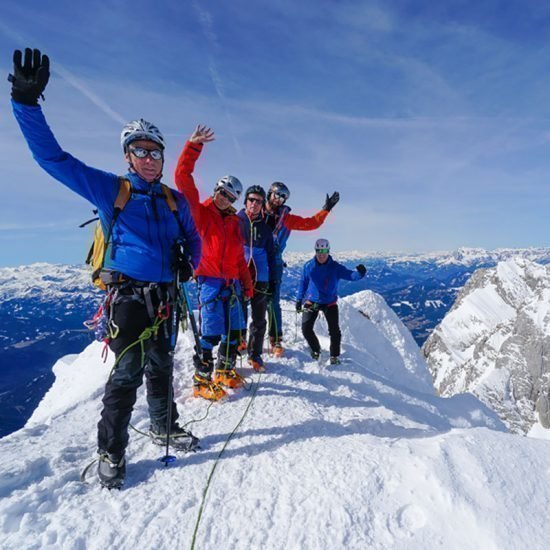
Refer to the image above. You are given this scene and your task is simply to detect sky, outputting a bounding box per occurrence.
[2,0,550,265]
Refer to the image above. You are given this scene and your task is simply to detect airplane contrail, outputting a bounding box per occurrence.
[0,22,126,124]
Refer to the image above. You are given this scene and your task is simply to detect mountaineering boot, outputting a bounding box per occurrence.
[214,348,244,388]
[248,355,266,373]
[97,451,126,490]
[214,368,245,389]
[193,373,226,401]
[269,336,284,357]
[329,356,342,365]
[310,350,320,360]
[149,422,200,452]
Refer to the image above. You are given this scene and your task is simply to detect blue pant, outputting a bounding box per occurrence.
[198,277,245,351]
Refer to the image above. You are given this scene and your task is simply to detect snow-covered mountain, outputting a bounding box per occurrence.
[3,247,550,437]
[4,291,550,549]
[423,258,550,434]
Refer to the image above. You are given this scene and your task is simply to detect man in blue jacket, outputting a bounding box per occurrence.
[296,239,366,365]
[9,48,202,489]
[263,182,339,357]
[238,185,276,372]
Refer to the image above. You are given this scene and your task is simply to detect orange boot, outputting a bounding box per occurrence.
[270,338,284,357]
[193,374,227,401]
[248,356,266,373]
[213,369,245,389]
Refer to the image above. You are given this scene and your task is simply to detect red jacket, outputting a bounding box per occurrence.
[174,141,252,295]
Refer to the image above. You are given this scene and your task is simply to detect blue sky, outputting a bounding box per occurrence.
[2,0,550,266]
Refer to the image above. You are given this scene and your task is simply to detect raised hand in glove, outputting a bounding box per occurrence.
[8,48,50,106]
[296,300,303,313]
[323,191,340,212]
[356,264,366,276]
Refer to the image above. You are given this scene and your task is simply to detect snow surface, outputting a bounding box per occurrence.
[1,291,550,549]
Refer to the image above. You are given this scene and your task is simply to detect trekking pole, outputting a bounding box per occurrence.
[160,274,180,466]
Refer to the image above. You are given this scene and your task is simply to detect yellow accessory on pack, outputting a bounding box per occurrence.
[85,177,179,290]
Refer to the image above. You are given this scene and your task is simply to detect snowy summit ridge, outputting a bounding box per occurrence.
[4,289,550,549]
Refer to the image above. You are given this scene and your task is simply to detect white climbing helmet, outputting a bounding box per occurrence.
[120,119,165,151]
[314,238,330,252]
[214,175,243,201]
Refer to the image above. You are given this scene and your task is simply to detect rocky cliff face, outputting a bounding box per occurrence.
[423,259,550,434]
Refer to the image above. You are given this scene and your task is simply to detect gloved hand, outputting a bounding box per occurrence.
[323,191,340,212]
[296,300,302,313]
[268,281,277,296]
[356,264,366,276]
[178,259,194,283]
[8,48,50,106]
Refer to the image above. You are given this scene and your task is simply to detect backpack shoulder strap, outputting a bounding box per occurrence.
[114,177,132,212]
[161,184,178,213]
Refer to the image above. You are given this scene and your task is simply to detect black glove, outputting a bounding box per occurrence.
[8,48,50,106]
[178,259,194,283]
[296,300,302,313]
[268,281,277,296]
[323,191,340,212]
[356,264,366,276]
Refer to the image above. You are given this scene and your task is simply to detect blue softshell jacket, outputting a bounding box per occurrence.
[237,210,276,284]
[296,255,364,305]
[12,101,201,282]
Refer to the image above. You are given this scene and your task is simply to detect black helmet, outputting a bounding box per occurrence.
[245,185,266,201]
[268,181,290,202]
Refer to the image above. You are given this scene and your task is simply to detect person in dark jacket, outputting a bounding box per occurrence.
[174,126,253,400]
[9,48,202,489]
[237,185,276,372]
[264,182,340,357]
[296,238,366,365]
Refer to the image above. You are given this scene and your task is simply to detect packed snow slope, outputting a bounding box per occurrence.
[2,291,550,549]
[423,258,550,434]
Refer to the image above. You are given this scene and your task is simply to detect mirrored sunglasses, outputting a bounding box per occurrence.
[272,192,287,201]
[246,196,264,204]
[316,248,330,254]
[217,188,237,203]
[129,146,163,161]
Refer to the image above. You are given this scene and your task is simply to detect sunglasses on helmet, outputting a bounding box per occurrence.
[217,188,237,203]
[129,146,163,161]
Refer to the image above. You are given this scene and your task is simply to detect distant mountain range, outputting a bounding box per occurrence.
[2,246,550,436]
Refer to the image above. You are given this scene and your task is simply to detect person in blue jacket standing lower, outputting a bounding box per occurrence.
[296,239,366,365]
[9,48,202,489]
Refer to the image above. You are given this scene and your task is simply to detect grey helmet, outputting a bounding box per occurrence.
[314,238,330,252]
[214,175,243,201]
[268,181,290,202]
[121,119,165,151]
